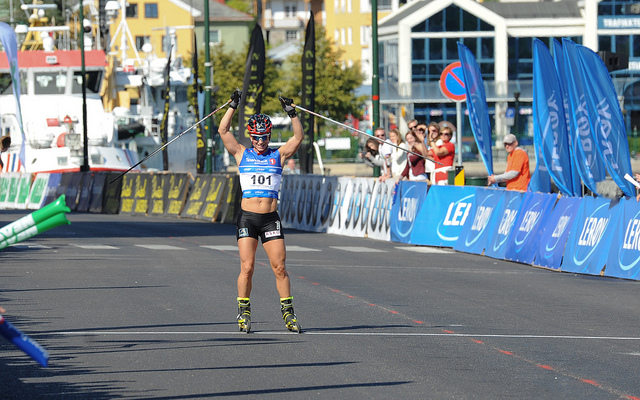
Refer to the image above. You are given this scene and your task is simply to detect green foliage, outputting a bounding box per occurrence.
[282,25,367,127]
[187,25,366,135]
[226,0,253,14]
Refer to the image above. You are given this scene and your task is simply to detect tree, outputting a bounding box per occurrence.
[189,41,284,128]
[282,25,366,129]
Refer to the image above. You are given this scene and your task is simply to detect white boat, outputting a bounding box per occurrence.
[0,48,139,173]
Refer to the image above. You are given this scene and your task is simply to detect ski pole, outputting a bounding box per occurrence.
[110,99,232,183]
[294,104,444,166]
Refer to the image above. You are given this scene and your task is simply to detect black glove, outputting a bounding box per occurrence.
[279,96,297,118]
[229,89,242,109]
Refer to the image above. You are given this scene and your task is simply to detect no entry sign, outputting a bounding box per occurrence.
[440,61,467,101]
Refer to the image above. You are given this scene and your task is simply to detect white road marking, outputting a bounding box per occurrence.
[51,331,640,340]
[201,245,238,251]
[286,246,321,252]
[134,245,187,250]
[10,244,51,249]
[330,246,387,253]
[396,246,452,254]
[71,244,119,250]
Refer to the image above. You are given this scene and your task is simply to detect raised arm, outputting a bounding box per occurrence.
[277,96,304,162]
[218,89,246,162]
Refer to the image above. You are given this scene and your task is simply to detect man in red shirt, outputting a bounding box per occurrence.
[487,134,530,191]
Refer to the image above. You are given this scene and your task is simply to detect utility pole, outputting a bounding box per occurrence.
[371,0,380,177]
[204,0,213,173]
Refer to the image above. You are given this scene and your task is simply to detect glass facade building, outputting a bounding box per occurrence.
[378,0,640,142]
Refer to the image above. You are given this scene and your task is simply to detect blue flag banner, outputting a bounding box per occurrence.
[534,196,581,269]
[561,196,622,275]
[528,115,552,193]
[0,22,25,169]
[484,190,525,260]
[577,45,635,198]
[552,39,582,197]
[410,185,476,247]
[457,43,494,177]
[390,181,429,244]
[532,39,573,196]
[562,39,607,195]
[504,192,557,264]
[453,187,502,255]
[605,198,640,280]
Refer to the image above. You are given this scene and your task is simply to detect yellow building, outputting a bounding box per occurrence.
[108,0,198,67]
[324,0,401,83]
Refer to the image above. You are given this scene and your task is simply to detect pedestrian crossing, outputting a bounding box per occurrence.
[15,243,453,254]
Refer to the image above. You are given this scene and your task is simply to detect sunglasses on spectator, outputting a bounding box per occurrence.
[417,128,425,132]
[251,134,270,142]
[408,124,417,130]
[442,132,452,136]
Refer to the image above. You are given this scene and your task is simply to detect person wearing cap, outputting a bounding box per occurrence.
[487,134,530,191]
[217,89,303,334]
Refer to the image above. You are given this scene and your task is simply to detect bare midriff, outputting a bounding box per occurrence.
[241,197,279,214]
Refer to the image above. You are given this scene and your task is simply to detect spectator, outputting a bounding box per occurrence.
[0,135,10,171]
[360,138,389,177]
[380,128,408,182]
[429,126,455,185]
[283,158,300,175]
[397,130,428,182]
[488,134,530,191]
[375,128,393,159]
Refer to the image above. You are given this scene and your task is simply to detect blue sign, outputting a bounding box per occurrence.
[453,187,501,255]
[561,196,622,275]
[504,192,557,264]
[390,181,429,244]
[410,185,476,247]
[606,198,640,280]
[439,62,467,101]
[534,196,581,269]
[484,190,525,260]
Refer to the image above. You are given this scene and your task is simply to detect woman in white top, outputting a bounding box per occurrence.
[380,129,408,181]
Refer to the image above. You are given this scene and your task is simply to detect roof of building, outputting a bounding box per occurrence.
[380,0,582,28]
[483,0,581,19]
[188,0,255,22]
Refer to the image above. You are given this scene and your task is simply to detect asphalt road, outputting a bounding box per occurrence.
[2,211,640,399]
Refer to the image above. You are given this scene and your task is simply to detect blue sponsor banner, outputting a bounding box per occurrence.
[562,39,607,195]
[605,198,640,280]
[484,190,525,260]
[578,46,635,198]
[534,196,581,269]
[561,196,622,275]
[533,39,573,196]
[552,39,582,197]
[390,181,429,244]
[453,187,501,255]
[504,192,557,264]
[457,43,494,177]
[409,185,476,247]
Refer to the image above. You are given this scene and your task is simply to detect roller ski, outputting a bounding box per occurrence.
[280,297,302,333]
[237,298,251,333]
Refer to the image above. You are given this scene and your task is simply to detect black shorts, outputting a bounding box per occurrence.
[236,209,285,242]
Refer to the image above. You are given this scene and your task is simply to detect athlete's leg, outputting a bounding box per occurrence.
[237,237,258,298]
[262,238,291,298]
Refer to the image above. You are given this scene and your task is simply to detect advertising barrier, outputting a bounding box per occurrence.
[8,168,640,282]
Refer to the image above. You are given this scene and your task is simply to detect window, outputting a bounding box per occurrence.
[334,0,339,12]
[347,0,352,13]
[209,30,221,45]
[286,30,298,41]
[360,25,371,46]
[284,2,297,17]
[144,3,158,18]
[126,3,138,18]
[341,28,345,45]
[347,27,352,45]
[334,29,340,43]
[136,35,151,51]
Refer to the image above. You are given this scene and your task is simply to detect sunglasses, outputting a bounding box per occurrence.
[442,132,452,136]
[408,125,417,130]
[251,134,270,142]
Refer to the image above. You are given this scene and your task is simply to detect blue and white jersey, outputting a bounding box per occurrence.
[238,148,283,199]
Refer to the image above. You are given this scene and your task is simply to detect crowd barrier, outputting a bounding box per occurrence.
[2,171,640,281]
